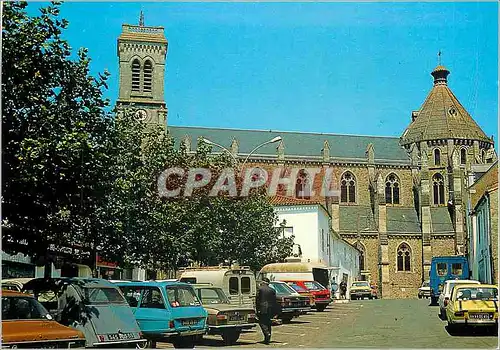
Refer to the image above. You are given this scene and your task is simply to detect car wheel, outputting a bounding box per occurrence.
[368,296,373,300]
[136,339,155,349]
[439,308,446,320]
[221,330,241,345]
[281,314,294,323]
[316,305,326,312]
[173,336,195,349]
[418,295,422,299]
[350,296,356,300]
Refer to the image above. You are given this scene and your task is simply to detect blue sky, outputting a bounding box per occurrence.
[28,2,498,144]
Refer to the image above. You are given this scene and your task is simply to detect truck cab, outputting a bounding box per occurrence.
[429,256,470,305]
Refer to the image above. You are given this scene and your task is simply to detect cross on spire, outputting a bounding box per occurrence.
[139,10,144,26]
[438,50,442,65]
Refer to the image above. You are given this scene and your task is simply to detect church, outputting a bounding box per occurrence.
[115,18,497,298]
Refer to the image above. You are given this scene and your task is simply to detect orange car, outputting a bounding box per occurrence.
[2,290,86,348]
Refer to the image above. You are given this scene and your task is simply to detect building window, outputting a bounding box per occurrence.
[482,150,486,163]
[131,59,141,92]
[460,148,467,165]
[340,171,356,203]
[295,169,310,199]
[397,243,411,272]
[143,60,153,93]
[434,148,441,166]
[385,173,400,205]
[358,244,365,271]
[432,173,445,205]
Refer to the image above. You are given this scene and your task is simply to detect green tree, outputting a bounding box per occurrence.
[2,1,117,275]
[111,110,294,273]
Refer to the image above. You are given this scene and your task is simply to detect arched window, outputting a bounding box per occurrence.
[432,173,445,205]
[397,243,411,271]
[385,173,400,205]
[295,169,310,199]
[482,150,486,163]
[340,171,356,203]
[131,59,141,92]
[434,148,441,166]
[460,148,467,165]
[143,60,153,93]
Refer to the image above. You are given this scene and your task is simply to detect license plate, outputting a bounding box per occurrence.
[182,319,198,326]
[470,313,491,319]
[229,315,244,322]
[108,333,136,341]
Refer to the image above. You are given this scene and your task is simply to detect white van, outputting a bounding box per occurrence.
[178,266,256,306]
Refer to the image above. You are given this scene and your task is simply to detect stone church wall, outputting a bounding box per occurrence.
[386,237,423,299]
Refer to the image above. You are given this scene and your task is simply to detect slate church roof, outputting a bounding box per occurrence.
[168,126,410,165]
[400,65,492,146]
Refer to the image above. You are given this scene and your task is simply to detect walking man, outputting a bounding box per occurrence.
[339,280,347,299]
[330,277,338,300]
[255,277,277,344]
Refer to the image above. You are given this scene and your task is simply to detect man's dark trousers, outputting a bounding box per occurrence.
[258,313,272,343]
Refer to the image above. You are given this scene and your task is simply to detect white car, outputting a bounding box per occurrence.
[438,279,480,318]
[418,280,431,298]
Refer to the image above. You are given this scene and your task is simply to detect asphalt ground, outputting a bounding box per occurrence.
[158,299,498,348]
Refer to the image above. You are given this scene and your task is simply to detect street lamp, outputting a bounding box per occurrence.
[200,135,282,169]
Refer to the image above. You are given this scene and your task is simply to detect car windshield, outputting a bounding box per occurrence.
[455,287,498,301]
[269,282,293,295]
[84,287,127,305]
[352,282,370,287]
[288,283,307,293]
[281,283,300,294]
[303,281,325,291]
[197,287,230,304]
[2,296,50,320]
[166,286,201,307]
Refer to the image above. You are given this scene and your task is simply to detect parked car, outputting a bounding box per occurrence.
[438,279,480,319]
[192,284,256,345]
[283,280,329,311]
[284,281,315,308]
[418,280,431,299]
[2,289,86,349]
[445,284,498,331]
[429,256,470,305]
[350,281,373,300]
[116,281,208,348]
[268,281,311,323]
[2,278,35,292]
[23,277,146,348]
[178,265,256,306]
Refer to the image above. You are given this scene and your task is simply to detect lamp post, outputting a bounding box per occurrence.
[200,136,282,169]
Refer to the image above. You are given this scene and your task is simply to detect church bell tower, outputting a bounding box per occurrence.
[116,12,168,128]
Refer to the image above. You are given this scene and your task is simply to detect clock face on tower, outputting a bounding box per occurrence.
[135,109,148,121]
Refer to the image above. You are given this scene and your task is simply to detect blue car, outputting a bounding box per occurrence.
[115,281,208,348]
[429,256,470,305]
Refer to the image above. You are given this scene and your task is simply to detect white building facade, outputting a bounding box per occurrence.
[273,200,361,296]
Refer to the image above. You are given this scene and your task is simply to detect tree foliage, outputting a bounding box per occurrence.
[2,1,293,275]
[2,1,116,267]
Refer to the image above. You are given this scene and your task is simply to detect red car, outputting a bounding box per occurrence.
[284,281,331,312]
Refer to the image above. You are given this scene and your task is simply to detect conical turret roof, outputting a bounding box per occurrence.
[400,65,492,147]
